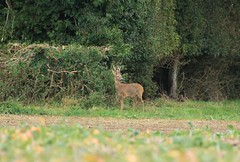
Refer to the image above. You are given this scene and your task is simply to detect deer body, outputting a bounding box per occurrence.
[112,67,144,111]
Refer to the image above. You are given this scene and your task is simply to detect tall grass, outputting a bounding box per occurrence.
[0,99,239,121]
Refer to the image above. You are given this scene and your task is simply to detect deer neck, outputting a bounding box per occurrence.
[114,78,123,88]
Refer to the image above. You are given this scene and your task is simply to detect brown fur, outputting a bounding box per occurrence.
[112,66,144,111]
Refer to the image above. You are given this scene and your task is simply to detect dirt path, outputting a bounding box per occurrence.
[0,114,239,133]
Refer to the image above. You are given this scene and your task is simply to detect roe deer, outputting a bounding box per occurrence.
[112,66,144,111]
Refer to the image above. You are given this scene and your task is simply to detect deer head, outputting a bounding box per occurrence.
[112,66,123,83]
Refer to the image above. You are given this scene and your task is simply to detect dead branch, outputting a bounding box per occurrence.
[47,69,78,75]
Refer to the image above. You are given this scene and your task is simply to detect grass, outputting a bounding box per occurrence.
[0,125,239,162]
[0,99,240,121]
[1,100,239,162]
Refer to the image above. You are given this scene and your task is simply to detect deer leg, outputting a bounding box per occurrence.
[133,96,138,110]
[138,94,144,111]
[120,96,124,111]
[136,96,139,107]
[141,98,144,111]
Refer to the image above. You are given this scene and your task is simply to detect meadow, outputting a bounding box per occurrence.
[0,99,240,162]
[0,99,240,121]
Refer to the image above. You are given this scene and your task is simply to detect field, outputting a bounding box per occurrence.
[1,115,240,133]
[0,123,240,162]
[0,100,240,161]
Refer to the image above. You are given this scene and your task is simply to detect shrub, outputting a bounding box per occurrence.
[0,43,116,107]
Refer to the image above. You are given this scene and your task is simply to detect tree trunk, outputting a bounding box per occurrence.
[170,56,179,99]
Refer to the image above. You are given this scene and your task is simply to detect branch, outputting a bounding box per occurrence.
[47,69,78,74]
[46,64,78,75]
[1,0,14,42]
[6,0,12,9]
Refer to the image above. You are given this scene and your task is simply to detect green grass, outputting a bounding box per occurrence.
[0,125,239,162]
[0,99,240,121]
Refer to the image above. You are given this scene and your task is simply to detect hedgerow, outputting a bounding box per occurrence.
[0,43,117,107]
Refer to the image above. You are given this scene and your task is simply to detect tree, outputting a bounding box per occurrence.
[175,0,240,100]
[0,0,159,98]
[152,0,180,98]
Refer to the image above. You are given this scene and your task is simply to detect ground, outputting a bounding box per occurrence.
[1,114,239,133]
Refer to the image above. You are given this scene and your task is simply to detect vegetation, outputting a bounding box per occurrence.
[0,100,239,121]
[1,1,239,160]
[0,44,119,104]
[1,0,240,103]
[0,125,239,162]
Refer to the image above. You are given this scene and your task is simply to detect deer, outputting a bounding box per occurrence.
[112,66,144,111]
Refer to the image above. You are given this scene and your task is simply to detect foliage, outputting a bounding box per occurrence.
[152,0,180,57]
[0,0,130,56]
[0,43,124,107]
[175,0,205,55]
[175,0,240,56]
[0,0,162,98]
[105,0,162,98]
[0,125,239,161]
[1,0,240,101]
[202,0,240,57]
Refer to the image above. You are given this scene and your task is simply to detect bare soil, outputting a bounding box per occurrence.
[0,114,239,133]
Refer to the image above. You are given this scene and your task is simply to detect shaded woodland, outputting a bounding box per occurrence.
[1,0,240,104]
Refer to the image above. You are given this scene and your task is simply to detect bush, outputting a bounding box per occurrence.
[0,43,116,107]
[0,101,22,114]
[80,92,107,109]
